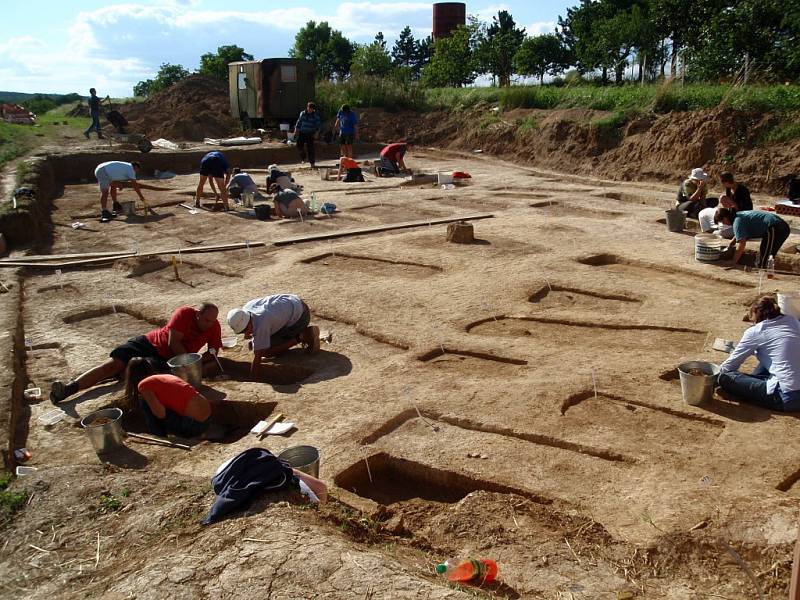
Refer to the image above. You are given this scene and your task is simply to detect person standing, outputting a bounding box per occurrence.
[196,151,231,210]
[83,88,104,139]
[94,160,146,222]
[226,294,319,379]
[294,102,321,168]
[714,208,791,268]
[334,104,359,158]
[719,171,753,211]
[718,296,800,412]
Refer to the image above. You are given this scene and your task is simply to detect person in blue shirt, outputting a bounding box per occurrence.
[196,151,231,210]
[294,101,321,168]
[334,104,359,158]
[84,88,104,139]
[714,207,790,268]
[719,295,800,412]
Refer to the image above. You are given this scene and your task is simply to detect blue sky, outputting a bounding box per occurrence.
[0,1,573,95]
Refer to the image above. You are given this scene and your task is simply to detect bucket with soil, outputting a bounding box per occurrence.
[665,209,685,232]
[168,352,203,388]
[81,408,124,454]
[677,361,720,406]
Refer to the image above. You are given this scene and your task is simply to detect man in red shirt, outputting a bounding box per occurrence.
[376,142,410,177]
[50,303,222,404]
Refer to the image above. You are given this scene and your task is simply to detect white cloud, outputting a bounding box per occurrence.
[525,21,557,36]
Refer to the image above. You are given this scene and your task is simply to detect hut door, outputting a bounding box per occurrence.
[279,64,299,117]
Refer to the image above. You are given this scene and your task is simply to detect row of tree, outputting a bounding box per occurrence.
[133,0,799,96]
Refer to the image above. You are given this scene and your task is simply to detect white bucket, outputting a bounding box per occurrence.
[695,233,721,262]
[778,292,800,319]
[437,172,454,185]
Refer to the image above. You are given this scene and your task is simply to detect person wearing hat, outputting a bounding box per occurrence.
[714,207,791,268]
[676,167,714,219]
[227,294,320,378]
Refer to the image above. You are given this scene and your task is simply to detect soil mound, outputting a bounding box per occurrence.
[67,104,89,117]
[121,75,238,141]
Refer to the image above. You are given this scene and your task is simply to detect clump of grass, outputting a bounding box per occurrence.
[758,120,800,145]
[591,111,630,132]
[0,472,28,525]
[316,76,426,116]
[517,115,540,132]
[98,492,123,513]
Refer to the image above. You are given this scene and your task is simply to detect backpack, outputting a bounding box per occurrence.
[344,168,364,182]
[788,176,800,201]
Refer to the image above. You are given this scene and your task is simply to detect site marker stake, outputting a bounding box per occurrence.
[105,293,117,317]
[245,240,251,258]
[592,371,598,399]
[297,208,304,224]
[55,269,63,290]
[360,446,373,483]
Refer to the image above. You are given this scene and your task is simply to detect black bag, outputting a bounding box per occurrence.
[788,176,800,201]
[106,110,128,133]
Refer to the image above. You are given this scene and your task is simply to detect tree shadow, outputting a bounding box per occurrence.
[99,444,149,469]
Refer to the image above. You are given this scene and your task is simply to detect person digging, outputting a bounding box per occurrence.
[94,160,147,223]
[226,294,320,380]
[50,303,223,404]
[196,151,231,211]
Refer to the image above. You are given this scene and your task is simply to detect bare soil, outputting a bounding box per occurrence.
[3,147,800,598]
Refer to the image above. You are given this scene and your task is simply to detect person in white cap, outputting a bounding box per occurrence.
[676,167,713,219]
[227,294,319,378]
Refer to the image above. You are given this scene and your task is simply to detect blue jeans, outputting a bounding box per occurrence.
[142,403,209,438]
[84,113,102,137]
[719,365,800,412]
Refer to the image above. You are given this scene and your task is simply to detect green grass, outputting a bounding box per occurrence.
[0,110,84,171]
[316,76,427,117]
[517,115,540,132]
[0,121,33,169]
[757,119,800,145]
[0,472,28,525]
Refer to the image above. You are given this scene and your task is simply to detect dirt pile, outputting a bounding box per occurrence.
[121,75,238,142]
[357,106,800,195]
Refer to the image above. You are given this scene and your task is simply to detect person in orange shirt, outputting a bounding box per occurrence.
[337,156,364,182]
[125,356,213,438]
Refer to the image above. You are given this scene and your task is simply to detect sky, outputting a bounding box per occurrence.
[0,0,573,96]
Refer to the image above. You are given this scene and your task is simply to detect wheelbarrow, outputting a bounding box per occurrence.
[103,98,152,153]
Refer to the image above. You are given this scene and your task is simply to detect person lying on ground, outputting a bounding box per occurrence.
[227,294,320,379]
[376,142,410,177]
[294,101,321,168]
[124,357,215,438]
[227,168,267,201]
[196,151,231,210]
[718,295,800,412]
[719,171,753,212]
[94,161,147,223]
[714,207,790,268]
[50,303,223,404]
[675,167,714,219]
[337,156,364,182]
[271,188,307,218]
[698,194,737,237]
[334,104,359,158]
[266,164,301,192]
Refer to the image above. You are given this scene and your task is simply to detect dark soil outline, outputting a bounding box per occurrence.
[529,201,625,219]
[528,283,642,305]
[416,346,528,365]
[560,389,726,428]
[359,408,634,464]
[301,252,443,273]
[313,310,410,350]
[62,305,166,327]
[577,253,752,288]
[464,314,706,335]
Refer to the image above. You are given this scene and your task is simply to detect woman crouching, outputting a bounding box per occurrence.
[125,357,213,437]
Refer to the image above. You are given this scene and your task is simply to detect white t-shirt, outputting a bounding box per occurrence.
[95,161,135,182]
[245,294,304,351]
[698,207,734,238]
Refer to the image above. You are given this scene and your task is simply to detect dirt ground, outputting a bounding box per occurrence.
[3,147,800,599]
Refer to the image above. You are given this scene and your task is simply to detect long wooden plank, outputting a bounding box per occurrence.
[274,213,494,246]
[0,250,130,263]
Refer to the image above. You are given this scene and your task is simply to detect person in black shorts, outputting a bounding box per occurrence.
[196,151,231,210]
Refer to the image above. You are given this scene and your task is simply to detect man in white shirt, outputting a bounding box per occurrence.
[226,294,319,378]
[94,160,147,222]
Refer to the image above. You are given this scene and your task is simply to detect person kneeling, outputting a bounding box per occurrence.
[718,296,800,412]
[125,357,213,438]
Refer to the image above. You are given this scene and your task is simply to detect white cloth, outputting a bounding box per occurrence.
[720,314,800,394]
[95,161,136,191]
[298,479,320,503]
[244,294,304,351]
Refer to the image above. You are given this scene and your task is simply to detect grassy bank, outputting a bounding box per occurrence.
[0,111,84,171]
[317,78,800,116]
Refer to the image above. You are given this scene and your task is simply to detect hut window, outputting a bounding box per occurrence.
[280,65,297,82]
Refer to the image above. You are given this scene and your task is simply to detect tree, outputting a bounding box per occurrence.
[421,23,478,87]
[351,34,393,77]
[514,34,569,83]
[475,10,526,86]
[132,63,190,97]
[198,45,253,81]
[413,36,434,78]
[290,21,355,79]
[392,26,417,68]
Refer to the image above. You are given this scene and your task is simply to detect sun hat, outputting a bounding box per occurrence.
[226,308,251,334]
[689,168,708,181]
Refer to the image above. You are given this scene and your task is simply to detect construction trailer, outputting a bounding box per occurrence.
[228,58,315,129]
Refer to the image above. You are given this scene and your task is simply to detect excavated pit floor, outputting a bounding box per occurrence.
[4,147,800,598]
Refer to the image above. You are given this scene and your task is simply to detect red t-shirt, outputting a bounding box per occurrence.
[138,374,196,415]
[145,306,222,359]
[380,143,406,162]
